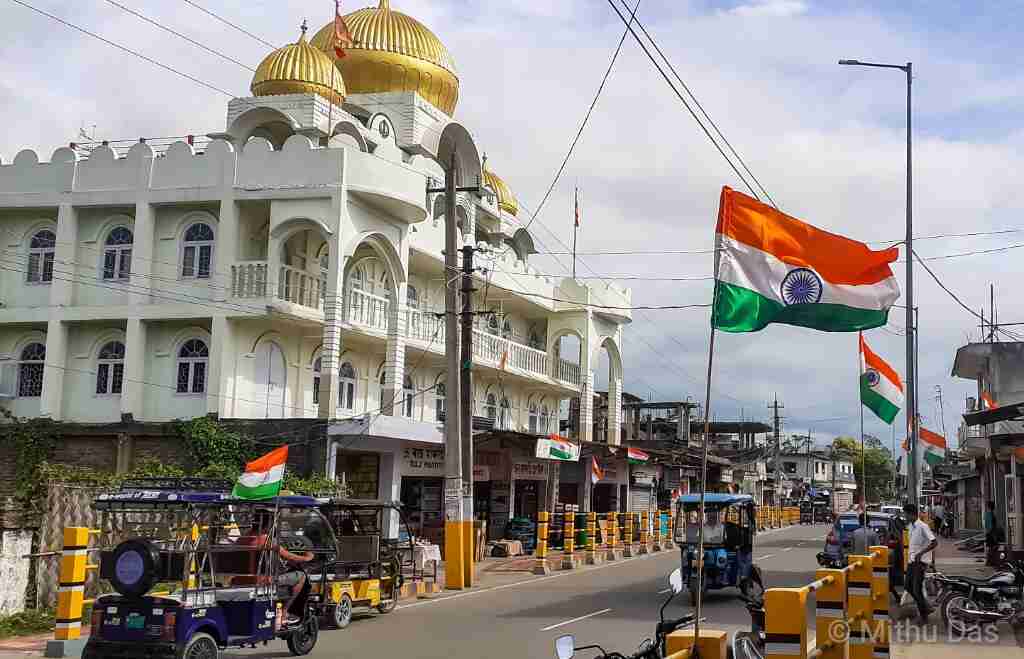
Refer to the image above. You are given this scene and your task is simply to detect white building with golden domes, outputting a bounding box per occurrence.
[0,1,633,530]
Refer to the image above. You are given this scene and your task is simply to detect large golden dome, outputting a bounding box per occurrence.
[484,170,518,217]
[311,0,459,115]
[251,25,346,106]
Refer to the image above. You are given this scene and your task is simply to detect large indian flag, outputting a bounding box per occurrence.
[859,333,903,424]
[713,187,900,333]
[232,445,288,500]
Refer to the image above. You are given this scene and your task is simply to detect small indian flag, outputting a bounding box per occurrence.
[232,445,288,500]
[547,435,575,460]
[859,333,903,424]
[902,428,946,467]
[590,456,604,485]
[626,447,649,464]
[981,391,998,410]
[712,187,900,333]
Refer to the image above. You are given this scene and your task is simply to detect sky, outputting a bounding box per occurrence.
[2,0,1021,450]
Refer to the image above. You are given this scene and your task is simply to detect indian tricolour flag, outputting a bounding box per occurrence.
[902,428,947,467]
[713,187,900,333]
[859,333,903,424]
[232,445,288,500]
[590,456,605,485]
[627,448,649,464]
[547,435,575,460]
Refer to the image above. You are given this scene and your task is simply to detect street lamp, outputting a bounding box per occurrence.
[839,58,916,505]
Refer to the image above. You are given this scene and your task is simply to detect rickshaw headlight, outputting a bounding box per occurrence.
[161,611,176,642]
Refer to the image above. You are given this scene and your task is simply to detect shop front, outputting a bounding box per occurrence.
[592,457,628,512]
[629,463,659,516]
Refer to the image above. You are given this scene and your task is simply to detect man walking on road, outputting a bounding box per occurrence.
[903,503,937,625]
[852,513,879,555]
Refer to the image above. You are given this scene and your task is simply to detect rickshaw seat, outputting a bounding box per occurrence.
[214,587,257,602]
[338,535,379,564]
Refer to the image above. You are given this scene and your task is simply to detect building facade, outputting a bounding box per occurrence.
[0,3,633,536]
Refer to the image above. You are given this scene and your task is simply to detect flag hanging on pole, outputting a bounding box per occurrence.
[902,427,946,467]
[626,447,649,464]
[712,187,900,333]
[590,455,604,484]
[859,333,903,424]
[981,391,998,409]
[332,0,354,58]
[574,187,580,227]
[232,445,289,500]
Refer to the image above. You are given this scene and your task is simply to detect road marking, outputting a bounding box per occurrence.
[540,608,612,631]
[758,554,776,559]
[658,587,673,594]
[783,547,793,552]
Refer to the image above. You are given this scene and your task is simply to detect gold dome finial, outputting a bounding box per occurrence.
[311,1,459,115]
[300,19,308,37]
[251,25,346,105]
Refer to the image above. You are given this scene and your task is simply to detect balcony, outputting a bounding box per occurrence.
[230,261,326,312]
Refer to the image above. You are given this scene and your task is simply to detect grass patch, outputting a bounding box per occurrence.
[0,609,56,639]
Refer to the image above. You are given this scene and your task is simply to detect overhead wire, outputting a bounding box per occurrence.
[179,0,277,49]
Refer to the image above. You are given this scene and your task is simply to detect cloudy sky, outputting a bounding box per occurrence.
[3,0,1020,450]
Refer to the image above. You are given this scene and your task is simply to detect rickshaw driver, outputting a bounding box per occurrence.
[703,510,725,544]
[243,511,315,624]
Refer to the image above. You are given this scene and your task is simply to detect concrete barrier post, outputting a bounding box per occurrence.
[665,629,729,659]
[623,512,635,557]
[815,569,848,659]
[533,511,551,575]
[869,546,890,659]
[846,554,874,659]
[652,509,663,552]
[585,511,601,565]
[561,513,577,570]
[55,527,92,641]
[764,588,809,659]
[605,512,620,561]
[638,511,650,555]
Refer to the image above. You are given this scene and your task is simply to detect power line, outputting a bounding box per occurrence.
[179,0,277,49]
[611,0,777,208]
[518,0,641,233]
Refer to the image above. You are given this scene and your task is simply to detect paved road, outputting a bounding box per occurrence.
[229,522,830,659]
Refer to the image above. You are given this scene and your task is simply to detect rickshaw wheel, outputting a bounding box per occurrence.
[286,616,319,656]
[180,632,219,659]
[377,591,398,614]
[329,594,353,629]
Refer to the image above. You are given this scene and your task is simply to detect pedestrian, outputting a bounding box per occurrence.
[852,513,879,556]
[931,500,945,537]
[903,503,937,624]
[983,501,1002,566]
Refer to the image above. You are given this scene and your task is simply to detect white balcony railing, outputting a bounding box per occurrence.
[231,261,269,298]
[347,288,389,332]
[278,264,324,310]
[556,358,581,387]
[406,307,445,344]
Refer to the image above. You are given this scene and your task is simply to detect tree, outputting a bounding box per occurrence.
[831,436,896,502]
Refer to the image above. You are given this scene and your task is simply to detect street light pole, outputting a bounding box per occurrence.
[839,59,915,505]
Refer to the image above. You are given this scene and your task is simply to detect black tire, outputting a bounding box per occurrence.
[377,592,398,614]
[329,594,353,629]
[287,616,318,656]
[941,594,981,637]
[179,632,219,659]
[740,566,765,600]
[109,539,161,598]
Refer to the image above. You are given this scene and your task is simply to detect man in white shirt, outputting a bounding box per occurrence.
[903,503,938,623]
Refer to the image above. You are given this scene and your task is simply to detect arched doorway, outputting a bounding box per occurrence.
[254,341,287,418]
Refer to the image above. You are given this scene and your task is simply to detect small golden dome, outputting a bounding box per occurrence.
[311,0,459,115]
[484,169,518,217]
[251,24,346,106]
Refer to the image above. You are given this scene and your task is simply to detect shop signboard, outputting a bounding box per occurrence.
[534,435,581,462]
[630,465,658,487]
[402,446,445,477]
[512,461,549,481]
[663,467,682,491]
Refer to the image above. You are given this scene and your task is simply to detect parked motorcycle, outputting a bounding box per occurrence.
[935,558,1024,636]
[729,593,765,659]
[554,569,696,659]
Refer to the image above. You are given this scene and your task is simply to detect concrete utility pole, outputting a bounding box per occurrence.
[769,395,784,504]
[460,240,476,586]
[442,153,464,589]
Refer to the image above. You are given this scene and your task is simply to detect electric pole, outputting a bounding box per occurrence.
[460,240,476,587]
[769,395,784,505]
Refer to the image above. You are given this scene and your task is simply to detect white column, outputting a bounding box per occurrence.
[606,377,622,445]
[381,282,407,416]
[207,316,234,416]
[49,204,77,307]
[130,202,155,305]
[578,370,595,443]
[121,318,147,420]
[319,238,344,420]
[39,319,68,419]
[216,198,239,302]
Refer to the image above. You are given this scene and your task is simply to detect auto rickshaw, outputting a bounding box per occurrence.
[313,498,414,628]
[799,500,814,524]
[82,478,335,659]
[673,494,764,606]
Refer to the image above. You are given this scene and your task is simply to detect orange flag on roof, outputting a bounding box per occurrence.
[333,0,354,58]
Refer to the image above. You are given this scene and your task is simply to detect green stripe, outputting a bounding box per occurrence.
[923,452,944,466]
[232,480,282,500]
[712,282,890,333]
[549,448,572,460]
[860,375,900,424]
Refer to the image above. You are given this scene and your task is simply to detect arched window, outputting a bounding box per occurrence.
[176,339,208,394]
[528,330,543,350]
[339,362,356,411]
[499,397,512,430]
[27,230,55,284]
[102,227,133,281]
[487,314,500,336]
[502,319,513,340]
[379,370,387,411]
[312,357,323,405]
[17,342,45,397]
[528,402,539,434]
[403,374,415,418]
[406,285,419,310]
[95,340,125,395]
[540,405,550,433]
[435,382,446,422]
[407,285,421,336]
[181,223,214,279]
[484,393,497,421]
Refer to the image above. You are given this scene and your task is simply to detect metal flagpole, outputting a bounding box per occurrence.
[859,332,866,509]
[572,187,579,280]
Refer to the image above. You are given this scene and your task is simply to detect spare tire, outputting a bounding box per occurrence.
[109,539,160,598]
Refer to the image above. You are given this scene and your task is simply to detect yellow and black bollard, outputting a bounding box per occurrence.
[622,512,636,557]
[665,509,676,550]
[534,511,552,575]
[814,569,848,659]
[54,526,99,642]
[562,513,577,570]
[605,512,620,561]
[869,546,890,659]
[652,510,663,552]
[638,511,650,555]
[846,554,874,659]
[763,587,810,659]
[585,511,601,565]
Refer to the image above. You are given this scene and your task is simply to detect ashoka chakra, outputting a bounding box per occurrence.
[780,268,823,305]
[865,368,880,387]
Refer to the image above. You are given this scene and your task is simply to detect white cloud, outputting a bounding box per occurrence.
[726,1,809,18]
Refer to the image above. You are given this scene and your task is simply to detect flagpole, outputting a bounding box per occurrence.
[859,332,866,510]
[572,187,579,280]
[693,278,721,651]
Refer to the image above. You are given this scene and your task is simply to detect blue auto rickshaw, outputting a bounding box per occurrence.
[673,493,764,605]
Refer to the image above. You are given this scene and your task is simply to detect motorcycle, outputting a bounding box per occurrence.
[554,569,696,659]
[729,593,765,659]
[935,558,1024,636]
